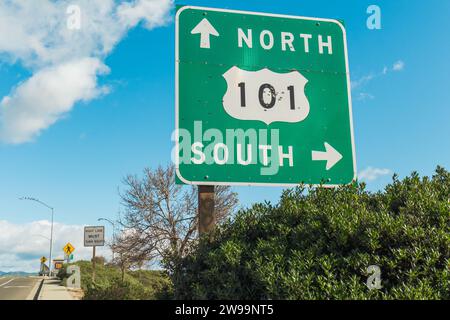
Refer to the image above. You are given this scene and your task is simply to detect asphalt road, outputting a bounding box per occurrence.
[0,277,41,300]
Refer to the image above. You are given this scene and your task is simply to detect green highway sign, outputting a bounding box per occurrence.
[175,6,356,187]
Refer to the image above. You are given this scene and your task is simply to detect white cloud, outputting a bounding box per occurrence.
[351,60,406,100]
[0,58,109,144]
[355,92,375,102]
[358,167,392,182]
[118,0,174,29]
[351,74,375,90]
[392,60,405,71]
[0,0,173,144]
[0,220,112,273]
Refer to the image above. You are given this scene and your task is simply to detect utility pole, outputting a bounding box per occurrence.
[198,185,215,236]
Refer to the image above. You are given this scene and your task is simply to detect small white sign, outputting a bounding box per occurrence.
[84,226,105,247]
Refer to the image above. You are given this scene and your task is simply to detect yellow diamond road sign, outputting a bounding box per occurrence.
[40,256,47,263]
[63,242,75,255]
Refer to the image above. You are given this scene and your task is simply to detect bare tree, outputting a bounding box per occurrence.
[112,235,148,282]
[115,165,238,270]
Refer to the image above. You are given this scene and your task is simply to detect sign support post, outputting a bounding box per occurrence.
[198,185,215,236]
[84,225,105,282]
[92,246,96,282]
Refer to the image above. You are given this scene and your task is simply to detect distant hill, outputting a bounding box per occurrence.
[0,271,38,277]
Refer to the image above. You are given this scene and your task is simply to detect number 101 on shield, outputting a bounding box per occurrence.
[222,66,310,125]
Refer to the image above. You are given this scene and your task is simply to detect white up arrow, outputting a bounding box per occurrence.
[191,18,219,49]
[312,142,343,170]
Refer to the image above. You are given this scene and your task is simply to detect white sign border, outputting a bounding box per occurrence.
[83,225,105,247]
[175,5,357,187]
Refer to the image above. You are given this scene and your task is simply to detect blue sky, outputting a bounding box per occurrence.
[0,0,449,271]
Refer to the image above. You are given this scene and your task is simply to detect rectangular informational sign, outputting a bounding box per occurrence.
[84,226,105,247]
[175,6,356,187]
[53,259,65,270]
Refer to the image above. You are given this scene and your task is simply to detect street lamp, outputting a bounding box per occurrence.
[20,197,54,276]
[98,218,116,261]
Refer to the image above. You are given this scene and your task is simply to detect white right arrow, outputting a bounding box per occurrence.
[312,142,343,170]
[191,18,219,49]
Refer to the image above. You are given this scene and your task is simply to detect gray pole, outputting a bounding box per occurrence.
[92,246,96,282]
[111,227,115,261]
[49,207,54,276]
[20,197,54,277]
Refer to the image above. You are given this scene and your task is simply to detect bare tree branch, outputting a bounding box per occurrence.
[113,164,238,271]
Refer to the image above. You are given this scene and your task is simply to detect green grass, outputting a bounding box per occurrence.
[59,261,173,300]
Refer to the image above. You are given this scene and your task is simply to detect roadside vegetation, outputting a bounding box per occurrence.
[173,167,449,299]
[60,166,449,299]
[58,260,172,300]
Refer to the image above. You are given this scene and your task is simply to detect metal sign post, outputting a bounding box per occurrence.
[84,226,105,282]
[198,185,215,236]
[92,246,96,282]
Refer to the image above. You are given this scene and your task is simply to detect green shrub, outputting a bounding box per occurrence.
[59,261,173,300]
[92,256,106,266]
[84,276,150,300]
[173,167,449,300]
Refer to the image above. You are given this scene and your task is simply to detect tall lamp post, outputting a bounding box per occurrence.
[20,197,54,276]
[98,218,116,261]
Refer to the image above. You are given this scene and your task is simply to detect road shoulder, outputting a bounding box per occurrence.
[26,277,44,300]
[38,278,76,300]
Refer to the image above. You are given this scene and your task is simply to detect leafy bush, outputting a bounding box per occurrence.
[59,260,173,300]
[84,276,153,300]
[91,256,106,266]
[173,167,449,300]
